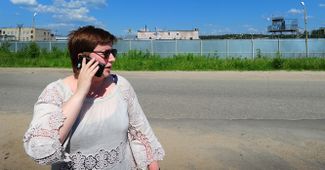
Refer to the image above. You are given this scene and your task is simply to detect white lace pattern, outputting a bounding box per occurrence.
[23,84,67,165]
[68,141,126,169]
[120,78,165,168]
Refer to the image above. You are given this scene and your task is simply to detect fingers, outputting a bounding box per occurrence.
[90,66,99,76]
[82,57,86,68]
[80,57,99,77]
[89,60,99,76]
[81,57,95,69]
[76,57,100,96]
[89,59,99,70]
[85,57,97,68]
[89,59,99,76]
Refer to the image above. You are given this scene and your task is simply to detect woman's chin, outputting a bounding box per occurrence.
[102,69,111,77]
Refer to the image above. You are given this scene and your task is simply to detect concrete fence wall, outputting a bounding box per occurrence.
[1,39,324,58]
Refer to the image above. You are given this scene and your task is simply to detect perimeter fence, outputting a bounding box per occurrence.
[1,39,324,58]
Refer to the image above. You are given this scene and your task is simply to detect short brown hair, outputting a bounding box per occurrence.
[68,25,117,73]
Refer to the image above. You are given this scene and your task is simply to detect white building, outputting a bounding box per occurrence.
[137,28,199,40]
[55,36,68,41]
[0,27,55,41]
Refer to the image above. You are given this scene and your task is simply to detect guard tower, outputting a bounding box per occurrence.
[268,17,298,34]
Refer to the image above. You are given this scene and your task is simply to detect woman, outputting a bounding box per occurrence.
[23,25,165,170]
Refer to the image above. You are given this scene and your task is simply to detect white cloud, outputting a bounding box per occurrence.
[320,4,325,7]
[243,24,253,28]
[45,23,77,35]
[47,23,74,28]
[10,0,37,5]
[202,24,233,35]
[247,27,259,33]
[10,0,108,32]
[261,15,272,21]
[243,25,259,33]
[52,7,97,23]
[53,0,83,8]
[33,3,97,23]
[84,0,107,6]
[53,0,107,8]
[288,8,304,15]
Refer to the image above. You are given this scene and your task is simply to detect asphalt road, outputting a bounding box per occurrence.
[1,68,325,169]
[1,68,325,120]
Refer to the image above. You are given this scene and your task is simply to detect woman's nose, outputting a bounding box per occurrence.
[108,54,115,62]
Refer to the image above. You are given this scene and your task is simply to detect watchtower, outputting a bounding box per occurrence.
[268,17,298,34]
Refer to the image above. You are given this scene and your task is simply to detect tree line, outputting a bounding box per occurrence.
[200,28,325,39]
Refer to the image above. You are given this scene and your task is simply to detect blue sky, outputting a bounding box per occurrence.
[1,0,324,36]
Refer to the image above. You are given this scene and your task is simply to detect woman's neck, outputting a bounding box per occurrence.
[90,76,106,89]
[65,75,111,98]
[87,76,109,97]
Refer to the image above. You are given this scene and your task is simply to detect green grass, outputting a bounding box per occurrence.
[0,43,324,70]
[113,50,325,71]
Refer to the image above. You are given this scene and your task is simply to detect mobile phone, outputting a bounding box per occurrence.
[76,55,105,77]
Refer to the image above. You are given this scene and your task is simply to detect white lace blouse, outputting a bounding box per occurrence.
[23,75,165,170]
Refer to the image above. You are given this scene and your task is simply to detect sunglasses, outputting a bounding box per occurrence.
[92,49,117,59]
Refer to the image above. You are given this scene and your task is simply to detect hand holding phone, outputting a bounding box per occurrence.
[76,54,105,77]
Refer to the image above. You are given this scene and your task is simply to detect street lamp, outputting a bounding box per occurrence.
[301,1,308,57]
[32,12,37,41]
[32,12,37,29]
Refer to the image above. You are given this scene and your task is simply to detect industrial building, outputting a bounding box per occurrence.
[137,27,199,40]
[0,27,55,41]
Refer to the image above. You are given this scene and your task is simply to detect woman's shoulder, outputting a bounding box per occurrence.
[41,78,71,97]
[115,74,131,87]
[44,79,63,90]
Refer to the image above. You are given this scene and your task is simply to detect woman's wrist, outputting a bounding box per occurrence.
[74,90,88,100]
[148,161,159,170]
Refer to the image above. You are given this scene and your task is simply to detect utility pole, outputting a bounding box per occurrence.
[17,24,23,41]
[301,2,308,57]
[32,12,37,41]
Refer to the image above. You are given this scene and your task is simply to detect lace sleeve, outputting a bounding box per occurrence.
[121,80,165,169]
[23,83,69,165]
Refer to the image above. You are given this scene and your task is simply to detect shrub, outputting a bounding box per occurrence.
[27,42,40,58]
[272,57,284,69]
[256,49,262,58]
[0,42,11,53]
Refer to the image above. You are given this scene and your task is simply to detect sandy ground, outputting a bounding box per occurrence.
[0,113,50,170]
[1,113,325,170]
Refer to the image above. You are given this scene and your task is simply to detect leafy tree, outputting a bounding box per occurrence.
[310,28,325,38]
